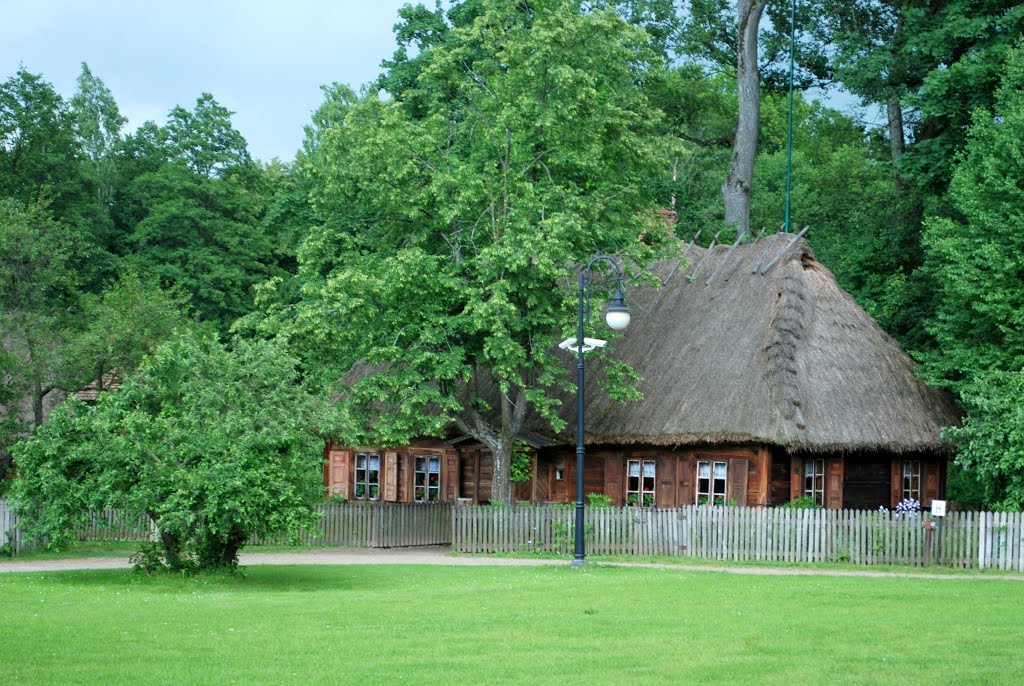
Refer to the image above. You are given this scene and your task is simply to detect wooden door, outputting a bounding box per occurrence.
[728,458,749,507]
[924,461,941,506]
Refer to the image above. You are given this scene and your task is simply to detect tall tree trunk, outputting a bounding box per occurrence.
[32,377,44,429]
[722,0,767,238]
[887,101,905,185]
[455,380,528,505]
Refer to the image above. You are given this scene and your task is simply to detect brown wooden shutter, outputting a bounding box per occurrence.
[383,451,399,502]
[604,456,624,506]
[327,449,352,499]
[728,458,749,507]
[890,459,902,508]
[826,458,844,509]
[657,455,676,508]
[443,451,459,501]
[924,461,940,507]
[790,456,803,503]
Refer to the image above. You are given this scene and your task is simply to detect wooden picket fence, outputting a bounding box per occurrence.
[76,508,153,542]
[0,498,19,553]
[452,505,1009,569]
[248,503,453,548]
[0,501,452,554]
[4,499,1024,570]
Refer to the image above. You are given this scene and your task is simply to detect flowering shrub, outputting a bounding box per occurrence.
[878,499,921,517]
[895,498,921,514]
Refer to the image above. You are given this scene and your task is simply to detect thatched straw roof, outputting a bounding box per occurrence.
[537,233,960,453]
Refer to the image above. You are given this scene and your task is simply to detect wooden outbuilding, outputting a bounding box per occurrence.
[325,233,960,510]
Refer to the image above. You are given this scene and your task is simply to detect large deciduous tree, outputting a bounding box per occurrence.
[721,0,767,236]
[0,199,89,430]
[69,63,126,217]
[266,0,673,503]
[9,332,333,571]
[127,94,277,331]
[919,46,1024,508]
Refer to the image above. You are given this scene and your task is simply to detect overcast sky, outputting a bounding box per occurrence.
[4,0,413,162]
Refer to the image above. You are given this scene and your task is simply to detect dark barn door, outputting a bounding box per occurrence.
[843,460,890,510]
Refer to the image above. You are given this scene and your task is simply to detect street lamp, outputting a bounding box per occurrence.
[567,256,630,567]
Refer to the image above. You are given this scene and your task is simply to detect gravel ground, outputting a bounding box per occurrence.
[2,546,1023,579]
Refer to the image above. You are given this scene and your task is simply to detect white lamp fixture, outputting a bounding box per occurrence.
[604,285,631,331]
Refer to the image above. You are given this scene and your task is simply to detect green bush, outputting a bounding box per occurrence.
[780,496,821,510]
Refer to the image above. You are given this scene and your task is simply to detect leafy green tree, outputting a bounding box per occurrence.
[0,69,85,212]
[69,63,126,216]
[672,0,833,235]
[815,0,1024,191]
[0,198,90,429]
[63,271,192,393]
[918,45,1024,508]
[921,46,1024,391]
[268,0,673,503]
[165,92,251,177]
[677,0,832,92]
[378,0,682,110]
[9,332,334,571]
[127,94,277,331]
[1,67,118,287]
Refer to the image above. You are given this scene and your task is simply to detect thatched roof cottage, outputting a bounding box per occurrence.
[325,233,960,510]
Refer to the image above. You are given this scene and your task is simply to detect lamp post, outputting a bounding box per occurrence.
[571,256,630,567]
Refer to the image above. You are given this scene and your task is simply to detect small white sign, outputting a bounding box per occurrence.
[931,499,947,517]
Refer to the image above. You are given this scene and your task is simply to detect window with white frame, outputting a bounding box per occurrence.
[354,453,380,501]
[902,460,921,501]
[414,456,441,502]
[626,459,656,507]
[696,461,727,505]
[804,458,825,506]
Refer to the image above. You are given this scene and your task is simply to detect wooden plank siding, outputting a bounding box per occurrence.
[324,441,945,512]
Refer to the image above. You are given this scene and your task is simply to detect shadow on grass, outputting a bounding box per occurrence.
[11,565,399,594]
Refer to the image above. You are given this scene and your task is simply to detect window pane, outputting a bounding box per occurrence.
[369,455,380,470]
[698,462,710,478]
[642,461,655,478]
[713,462,726,479]
[429,458,440,473]
[628,461,640,477]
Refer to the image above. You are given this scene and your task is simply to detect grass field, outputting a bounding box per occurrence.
[2,563,1022,685]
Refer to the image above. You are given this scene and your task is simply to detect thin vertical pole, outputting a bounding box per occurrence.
[783,0,796,233]
[573,270,587,566]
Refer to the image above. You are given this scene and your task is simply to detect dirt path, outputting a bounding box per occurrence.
[2,546,1023,579]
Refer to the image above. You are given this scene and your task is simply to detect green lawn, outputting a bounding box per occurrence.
[1,564,1021,685]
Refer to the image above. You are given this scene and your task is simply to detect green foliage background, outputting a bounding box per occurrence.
[2,1,1024,512]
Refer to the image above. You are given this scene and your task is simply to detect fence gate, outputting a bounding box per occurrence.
[0,499,17,553]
